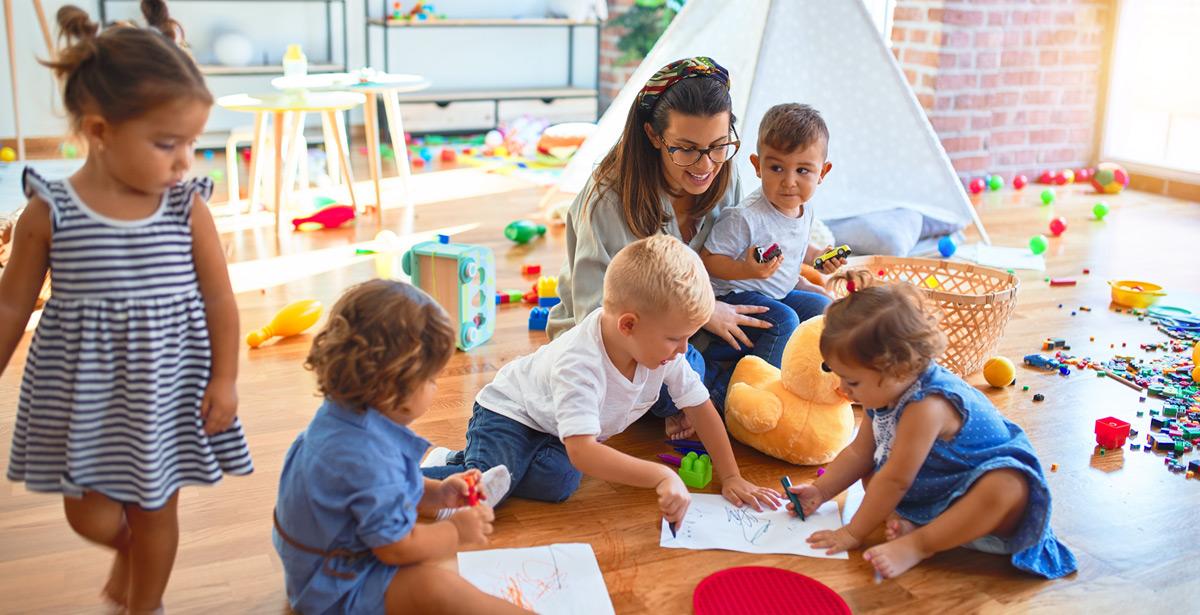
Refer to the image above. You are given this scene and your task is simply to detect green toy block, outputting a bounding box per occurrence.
[1163,407,1178,417]
[678,452,712,489]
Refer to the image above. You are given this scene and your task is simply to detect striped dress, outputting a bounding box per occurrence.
[6,169,253,510]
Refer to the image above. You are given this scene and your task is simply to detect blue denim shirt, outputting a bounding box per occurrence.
[273,399,429,613]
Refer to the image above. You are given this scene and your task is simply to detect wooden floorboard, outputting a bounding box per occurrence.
[1,169,1198,613]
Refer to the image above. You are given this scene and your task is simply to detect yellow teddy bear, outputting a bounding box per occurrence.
[724,315,854,466]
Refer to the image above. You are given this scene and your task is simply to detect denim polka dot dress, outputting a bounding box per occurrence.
[867,363,1077,579]
[6,169,254,510]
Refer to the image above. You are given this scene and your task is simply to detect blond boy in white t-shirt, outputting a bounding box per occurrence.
[422,235,782,526]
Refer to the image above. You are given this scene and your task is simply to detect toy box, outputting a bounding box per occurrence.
[402,240,495,350]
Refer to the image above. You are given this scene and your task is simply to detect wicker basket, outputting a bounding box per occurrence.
[840,256,1020,377]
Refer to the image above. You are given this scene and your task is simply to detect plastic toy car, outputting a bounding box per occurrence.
[813,244,851,269]
[754,243,782,263]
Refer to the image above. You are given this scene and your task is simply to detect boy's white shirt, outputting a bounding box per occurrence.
[475,308,709,441]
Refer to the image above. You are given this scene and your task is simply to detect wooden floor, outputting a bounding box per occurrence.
[1,165,1199,614]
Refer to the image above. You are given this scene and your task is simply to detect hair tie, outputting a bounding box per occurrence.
[846,280,857,293]
[636,56,730,115]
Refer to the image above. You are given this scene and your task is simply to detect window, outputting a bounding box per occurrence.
[1102,0,1200,178]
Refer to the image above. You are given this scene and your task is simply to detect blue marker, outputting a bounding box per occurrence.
[780,476,805,521]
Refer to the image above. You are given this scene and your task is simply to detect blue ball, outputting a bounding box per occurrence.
[937,235,957,258]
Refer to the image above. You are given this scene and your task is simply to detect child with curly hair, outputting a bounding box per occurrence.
[787,270,1076,580]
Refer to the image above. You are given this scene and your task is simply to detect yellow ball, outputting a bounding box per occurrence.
[1194,344,1199,366]
[0,146,15,163]
[1193,365,1199,385]
[983,356,1016,388]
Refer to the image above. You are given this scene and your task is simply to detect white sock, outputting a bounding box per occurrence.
[436,465,512,520]
[421,446,453,469]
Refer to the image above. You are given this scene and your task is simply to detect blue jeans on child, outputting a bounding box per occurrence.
[648,344,716,418]
[709,290,831,368]
[421,403,582,506]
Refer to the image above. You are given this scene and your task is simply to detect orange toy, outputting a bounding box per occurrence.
[246,300,323,348]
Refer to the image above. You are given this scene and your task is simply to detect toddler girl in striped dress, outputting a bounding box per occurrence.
[0,3,252,613]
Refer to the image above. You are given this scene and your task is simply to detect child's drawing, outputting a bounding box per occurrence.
[458,543,615,614]
[660,493,849,560]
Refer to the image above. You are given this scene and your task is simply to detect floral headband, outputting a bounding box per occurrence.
[636,56,730,115]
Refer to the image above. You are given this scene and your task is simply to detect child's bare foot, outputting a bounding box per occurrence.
[665,413,695,440]
[102,552,129,612]
[884,515,918,541]
[863,535,932,580]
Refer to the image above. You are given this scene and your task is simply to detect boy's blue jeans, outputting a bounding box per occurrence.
[709,289,831,370]
[421,403,582,506]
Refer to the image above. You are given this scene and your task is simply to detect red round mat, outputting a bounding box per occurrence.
[693,566,851,615]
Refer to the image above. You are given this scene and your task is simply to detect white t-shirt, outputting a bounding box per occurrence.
[703,188,815,299]
[475,308,710,441]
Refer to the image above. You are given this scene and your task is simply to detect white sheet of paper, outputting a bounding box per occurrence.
[958,243,1046,271]
[659,494,849,560]
[457,543,615,615]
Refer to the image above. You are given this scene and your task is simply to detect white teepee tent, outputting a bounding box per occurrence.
[551,0,988,244]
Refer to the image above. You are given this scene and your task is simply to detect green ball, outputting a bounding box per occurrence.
[988,175,1004,191]
[1093,201,1110,220]
[208,168,224,182]
[1040,189,1055,205]
[1029,234,1049,255]
[61,143,79,159]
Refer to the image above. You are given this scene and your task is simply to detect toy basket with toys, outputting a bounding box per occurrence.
[836,256,1019,377]
[0,209,52,309]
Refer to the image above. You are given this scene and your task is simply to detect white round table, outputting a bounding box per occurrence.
[271,71,430,233]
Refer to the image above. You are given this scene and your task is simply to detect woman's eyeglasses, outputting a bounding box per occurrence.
[662,127,741,167]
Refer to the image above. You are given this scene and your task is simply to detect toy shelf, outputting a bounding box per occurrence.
[98,0,349,78]
[394,86,598,104]
[367,17,599,28]
[365,4,601,131]
[199,63,344,77]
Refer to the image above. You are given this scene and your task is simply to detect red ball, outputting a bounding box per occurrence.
[440,148,457,163]
[968,178,986,194]
[1012,174,1028,190]
[1076,168,1091,182]
[1053,170,1068,185]
[1038,170,1054,184]
[1049,217,1067,236]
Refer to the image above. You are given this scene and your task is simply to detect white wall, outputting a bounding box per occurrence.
[1,0,599,140]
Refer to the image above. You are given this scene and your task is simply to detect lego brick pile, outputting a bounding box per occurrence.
[1020,306,1199,479]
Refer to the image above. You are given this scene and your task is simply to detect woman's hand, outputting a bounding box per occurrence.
[807,526,862,555]
[703,301,771,351]
[721,476,784,512]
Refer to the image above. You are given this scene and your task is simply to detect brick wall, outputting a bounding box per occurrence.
[891,0,1111,180]
[599,0,639,112]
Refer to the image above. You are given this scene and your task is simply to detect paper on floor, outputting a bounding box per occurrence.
[660,493,849,560]
[458,543,615,614]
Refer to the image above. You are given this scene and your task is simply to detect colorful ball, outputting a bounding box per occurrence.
[968,177,986,194]
[1049,217,1067,236]
[987,175,1004,191]
[1060,169,1075,184]
[1012,174,1028,190]
[1091,162,1129,194]
[0,146,14,163]
[1029,234,1049,255]
[1037,170,1054,184]
[1040,189,1055,205]
[61,143,80,159]
[937,235,957,258]
[208,168,224,182]
[983,356,1016,388]
[1093,202,1110,220]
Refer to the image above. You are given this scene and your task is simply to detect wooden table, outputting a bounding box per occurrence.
[216,91,366,238]
[271,72,429,234]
